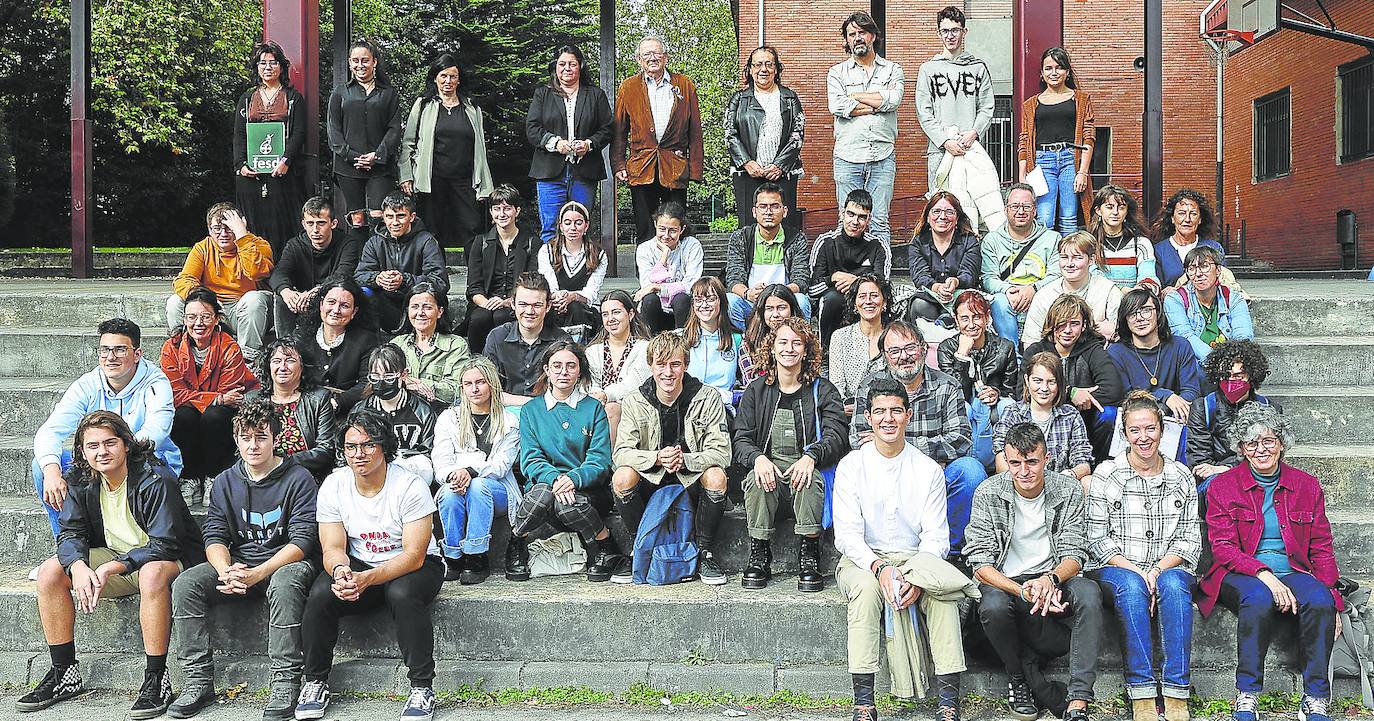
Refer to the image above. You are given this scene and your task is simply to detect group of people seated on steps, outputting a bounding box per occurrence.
[17,178,1331,721]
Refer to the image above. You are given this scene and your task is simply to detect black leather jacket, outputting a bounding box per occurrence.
[57,458,205,574]
[723,85,805,176]
[246,386,339,478]
[732,376,849,469]
[937,333,1020,403]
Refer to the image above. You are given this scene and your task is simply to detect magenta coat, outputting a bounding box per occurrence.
[1198,462,1344,617]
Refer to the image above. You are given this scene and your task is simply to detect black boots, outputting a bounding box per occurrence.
[584,537,630,583]
[614,488,646,540]
[504,537,531,582]
[797,535,824,592]
[459,552,490,585]
[695,492,727,585]
[741,538,773,589]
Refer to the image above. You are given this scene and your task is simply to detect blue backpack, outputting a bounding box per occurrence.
[631,484,699,585]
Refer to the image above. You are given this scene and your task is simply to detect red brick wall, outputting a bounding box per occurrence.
[1220,0,1374,269]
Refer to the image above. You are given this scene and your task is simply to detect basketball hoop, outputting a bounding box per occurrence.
[1201,29,1256,47]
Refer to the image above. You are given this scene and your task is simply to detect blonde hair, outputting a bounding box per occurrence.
[645,331,690,366]
[453,356,511,450]
[1058,230,1100,262]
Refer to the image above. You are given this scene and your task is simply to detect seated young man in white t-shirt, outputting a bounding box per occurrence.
[297,408,443,721]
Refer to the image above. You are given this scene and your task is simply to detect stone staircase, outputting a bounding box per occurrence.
[0,276,1372,702]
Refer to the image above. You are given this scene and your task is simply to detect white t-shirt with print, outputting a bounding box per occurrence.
[318,463,439,566]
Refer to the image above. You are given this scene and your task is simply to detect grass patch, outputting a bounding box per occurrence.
[0,247,193,254]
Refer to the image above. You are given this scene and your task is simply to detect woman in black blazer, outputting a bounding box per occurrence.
[526,44,614,243]
[723,46,805,233]
[465,184,541,350]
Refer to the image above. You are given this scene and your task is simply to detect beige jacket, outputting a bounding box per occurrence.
[613,380,730,487]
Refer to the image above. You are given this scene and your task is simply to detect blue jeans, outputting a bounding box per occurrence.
[727,292,812,330]
[969,397,1015,469]
[943,455,988,551]
[1093,566,1195,699]
[1218,571,1337,698]
[1035,148,1078,233]
[990,291,1027,346]
[834,153,896,246]
[33,451,74,537]
[436,476,510,558]
[536,167,596,244]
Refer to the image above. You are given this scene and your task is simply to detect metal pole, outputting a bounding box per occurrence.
[1214,42,1223,229]
[70,0,93,278]
[599,0,618,276]
[1142,0,1164,219]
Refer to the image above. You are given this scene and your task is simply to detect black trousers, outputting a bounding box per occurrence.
[630,184,687,244]
[732,173,799,235]
[335,173,397,216]
[639,293,693,333]
[466,305,514,353]
[171,404,238,479]
[815,289,848,349]
[418,176,483,254]
[302,556,445,686]
[547,298,601,340]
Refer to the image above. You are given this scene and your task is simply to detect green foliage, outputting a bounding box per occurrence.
[615,0,739,211]
[709,214,740,234]
[0,108,13,229]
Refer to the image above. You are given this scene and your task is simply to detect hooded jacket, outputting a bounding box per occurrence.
[355,226,450,300]
[34,357,183,476]
[203,455,318,566]
[159,327,260,411]
[914,52,995,156]
[1022,337,1124,408]
[57,457,204,573]
[732,375,849,470]
[614,374,731,488]
[979,220,1063,295]
[723,224,811,294]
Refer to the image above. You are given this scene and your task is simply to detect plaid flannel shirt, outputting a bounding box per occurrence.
[963,471,1088,572]
[849,366,972,464]
[992,402,1094,474]
[1085,457,1201,572]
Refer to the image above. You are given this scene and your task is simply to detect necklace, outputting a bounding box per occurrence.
[1131,343,1162,387]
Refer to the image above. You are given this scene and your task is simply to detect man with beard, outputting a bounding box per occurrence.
[827,11,903,253]
[269,197,363,339]
[850,319,987,554]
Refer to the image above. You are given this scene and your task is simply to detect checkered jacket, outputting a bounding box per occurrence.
[848,366,972,464]
[1085,457,1201,572]
[963,470,1088,572]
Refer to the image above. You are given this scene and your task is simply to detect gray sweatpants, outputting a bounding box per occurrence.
[171,559,316,687]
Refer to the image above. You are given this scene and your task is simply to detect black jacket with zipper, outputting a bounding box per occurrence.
[245,386,339,479]
[57,457,204,574]
[936,333,1020,403]
[732,375,849,469]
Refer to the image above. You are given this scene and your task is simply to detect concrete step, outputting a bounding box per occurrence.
[1288,444,1374,507]
[1243,280,1374,337]
[1258,336,1374,386]
[1263,385,1374,445]
[0,563,1367,700]
[0,328,170,379]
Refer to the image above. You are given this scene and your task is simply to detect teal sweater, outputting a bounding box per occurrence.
[518,394,612,491]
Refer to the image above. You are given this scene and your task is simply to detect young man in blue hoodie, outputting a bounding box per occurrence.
[32,318,181,538]
[167,400,319,720]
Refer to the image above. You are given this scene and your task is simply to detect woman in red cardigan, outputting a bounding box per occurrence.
[1199,403,1341,721]
[160,287,259,481]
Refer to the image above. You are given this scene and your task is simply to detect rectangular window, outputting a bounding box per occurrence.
[1253,88,1290,181]
[1339,57,1373,163]
[1089,127,1111,187]
[983,95,1016,186]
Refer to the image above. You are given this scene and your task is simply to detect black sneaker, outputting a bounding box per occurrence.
[698,550,727,585]
[15,663,83,712]
[261,681,297,720]
[609,554,633,584]
[1006,675,1040,721]
[1065,707,1091,721]
[443,556,463,582]
[167,683,216,718]
[459,552,490,585]
[853,705,879,721]
[504,537,531,582]
[130,668,174,720]
[586,549,627,583]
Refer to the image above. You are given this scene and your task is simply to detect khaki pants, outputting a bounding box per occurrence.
[89,546,182,599]
[743,469,825,539]
[836,552,975,696]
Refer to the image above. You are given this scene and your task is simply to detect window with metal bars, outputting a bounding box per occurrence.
[981,95,1015,184]
[1253,88,1290,181]
[1339,57,1373,164]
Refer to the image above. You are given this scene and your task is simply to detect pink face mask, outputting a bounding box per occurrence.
[1219,379,1251,404]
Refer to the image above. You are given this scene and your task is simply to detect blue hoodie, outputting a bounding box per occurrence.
[33,357,182,475]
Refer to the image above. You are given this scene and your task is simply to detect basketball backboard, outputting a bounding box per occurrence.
[1200,0,1279,50]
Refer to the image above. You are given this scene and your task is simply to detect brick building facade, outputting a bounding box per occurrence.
[735,0,1373,269]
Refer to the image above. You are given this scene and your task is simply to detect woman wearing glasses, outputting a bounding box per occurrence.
[358,345,438,486]
[234,41,307,256]
[684,277,742,406]
[724,46,805,233]
[1198,404,1343,721]
[1163,245,1254,363]
[1107,288,1202,432]
[907,191,981,324]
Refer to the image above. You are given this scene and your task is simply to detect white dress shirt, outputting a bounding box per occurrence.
[833,442,950,573]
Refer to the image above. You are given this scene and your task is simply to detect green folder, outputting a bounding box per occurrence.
[246,121,285,173]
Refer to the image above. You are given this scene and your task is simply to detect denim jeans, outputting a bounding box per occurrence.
[536,166,596,244]
[436,476,510,558]
[1092,566,1195,699]
[990,291,1027,346]
[943,455,989,551]
[978,575,1103,703]
[32,450,74,536]
[834,153,896,246]
[969,398,1015,469]
[1035,148,1078,233]
[1218,571,1337,698]
[172,559,316,687]
[727,292,812,330]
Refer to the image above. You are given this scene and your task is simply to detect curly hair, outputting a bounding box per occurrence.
[753,317,822,385]
[844,273,894,325]
[1228,402,1294,456]
[1151,188,1216,242]
[256,338,322,393]
[233,399,283,438]
[1201,339,1270,388]
[71,411,154,485]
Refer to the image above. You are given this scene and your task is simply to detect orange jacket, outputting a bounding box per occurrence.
[172,234,274,302]
[611,71,703,189]
[159,327,260,411]
[1018,90,1097,225]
